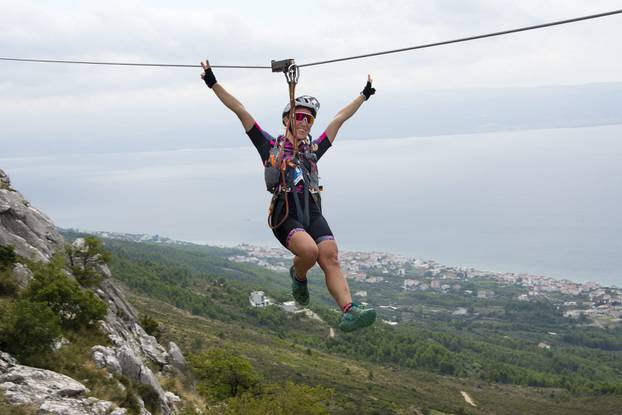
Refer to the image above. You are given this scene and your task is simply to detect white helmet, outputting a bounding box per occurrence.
[282,95,320,119]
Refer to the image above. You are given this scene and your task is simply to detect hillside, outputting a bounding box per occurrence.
[59,230,622,414]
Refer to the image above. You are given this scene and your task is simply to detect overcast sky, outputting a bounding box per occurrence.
[2,0,622,156]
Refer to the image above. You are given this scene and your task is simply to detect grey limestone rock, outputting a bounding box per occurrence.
[167,342,187,372]
[11,262,33,288]
[0,352,126,414]
[0,170,64,262]
[52,337,71,353]
[0,169,10,189]
[38,398,116,415]
[165,391,181,405]
[0,352,17,372]
[116,344,144,381]
[91,346,122,375]
[99,263,113,278]
[97,280,169,366]
[0,365,87,400]
[137,329,169,367]
[93,280,174,414]
[117,345,169,406]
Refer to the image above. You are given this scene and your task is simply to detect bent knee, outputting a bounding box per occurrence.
[298,244,319,263]
[319,248,339,268]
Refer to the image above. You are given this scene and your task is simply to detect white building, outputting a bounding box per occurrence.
[249,291,270,307]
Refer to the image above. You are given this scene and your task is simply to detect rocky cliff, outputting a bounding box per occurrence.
[0,169,186,415]
[0,170,63,263]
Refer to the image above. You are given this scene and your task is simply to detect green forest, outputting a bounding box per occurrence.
[90,237,621,391]
[29,231,619,414]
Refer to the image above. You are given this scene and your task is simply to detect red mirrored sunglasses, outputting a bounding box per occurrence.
[293,112,315,124]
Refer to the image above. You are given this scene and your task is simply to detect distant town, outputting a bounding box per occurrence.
[229,243,622,321]
[69,229,622,323]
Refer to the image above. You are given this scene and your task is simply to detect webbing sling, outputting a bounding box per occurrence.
[291,159,311,228]
[268,61,299,230]
[301,155,322,212]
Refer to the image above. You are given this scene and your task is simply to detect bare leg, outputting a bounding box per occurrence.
[316,240,352,309]
[287,230,318,279]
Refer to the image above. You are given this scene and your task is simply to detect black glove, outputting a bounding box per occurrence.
[202,66,217,88]
[361,80,376,101]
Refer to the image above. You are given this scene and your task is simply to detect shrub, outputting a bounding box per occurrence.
[140,315,164,341]
[66,236,110,287]
[118,389,141,415]
[114,375,162,415]
[137,383,161,414]
[0,270,18,296]
[190,349,262,401]
[70,266,104,288]
[0,245,16,271]
[224,382,333,415]
[0,300,62,365]
[26,258,106,329]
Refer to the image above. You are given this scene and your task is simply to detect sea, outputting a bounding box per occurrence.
[2,124,621,286]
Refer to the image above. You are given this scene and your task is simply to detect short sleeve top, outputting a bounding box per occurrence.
[245,122,332,164]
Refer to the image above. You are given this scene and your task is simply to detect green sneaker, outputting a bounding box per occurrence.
[290,265,309,306]
[338,303,377,332]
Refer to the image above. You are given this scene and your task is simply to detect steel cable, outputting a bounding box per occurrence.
[1,9,620,70]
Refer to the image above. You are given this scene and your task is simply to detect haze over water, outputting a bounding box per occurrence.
[3,124,621,286]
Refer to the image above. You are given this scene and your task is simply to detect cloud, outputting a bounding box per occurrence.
[1,0,621,156]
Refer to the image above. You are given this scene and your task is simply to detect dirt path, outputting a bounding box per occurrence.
[461,391,477,407]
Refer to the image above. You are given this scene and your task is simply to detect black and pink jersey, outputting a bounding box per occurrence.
[246,122,332,165]
[247,123,335,247]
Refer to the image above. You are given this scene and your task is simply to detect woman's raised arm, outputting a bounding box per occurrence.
[201,60,255,132]
[324,75,376,143]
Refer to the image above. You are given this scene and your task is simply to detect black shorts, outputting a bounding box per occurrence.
[270,192,334,249]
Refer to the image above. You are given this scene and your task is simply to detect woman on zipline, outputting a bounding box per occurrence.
[201,60,376,332]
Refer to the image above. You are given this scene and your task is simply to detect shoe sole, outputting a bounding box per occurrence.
[339,309,377,332]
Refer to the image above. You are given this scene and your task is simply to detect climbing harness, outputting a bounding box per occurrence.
[266,60,323,230]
